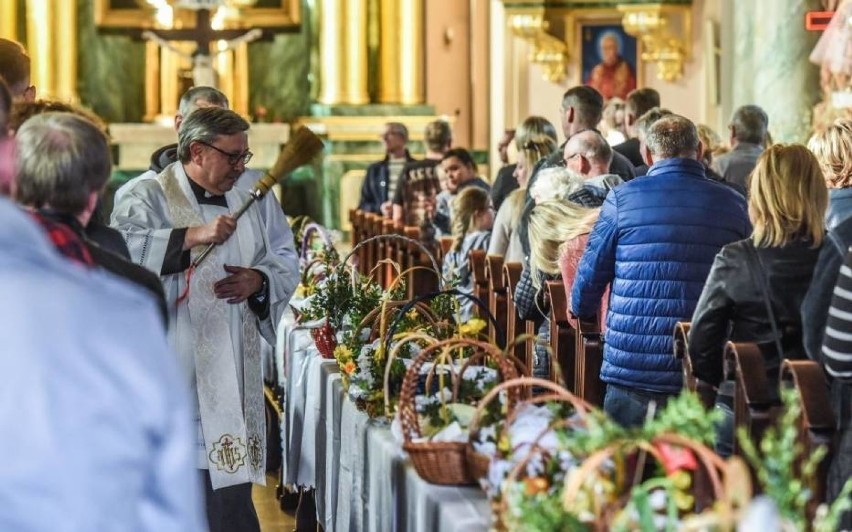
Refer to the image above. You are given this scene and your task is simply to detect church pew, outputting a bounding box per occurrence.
[438,236,454,265]
[503,262,527,366]
[362,213,379,276]
[780,359,836,516]
[349,209,359,249]
[724,342,783,456]
[672,322,716,410]
[486,255,507,347]
[575,315,605,407]
[546,280,576,389]
[369,214,385,282]
[468,249,489,317]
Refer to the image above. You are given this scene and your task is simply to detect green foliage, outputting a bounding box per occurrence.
[737,388,826,530]
[506,485,587,532]
[641,392,722,446]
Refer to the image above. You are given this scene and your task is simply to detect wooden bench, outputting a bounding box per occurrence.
[546,280,576,389]
[486,255,507,347]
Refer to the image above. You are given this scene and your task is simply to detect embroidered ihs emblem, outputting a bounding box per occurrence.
[247,434,263,470]
[209,434,246,473]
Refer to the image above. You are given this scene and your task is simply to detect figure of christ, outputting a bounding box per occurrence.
[586,32,637,101]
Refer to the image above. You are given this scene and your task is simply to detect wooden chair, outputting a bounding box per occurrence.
[503,262,526,366]
[575,315,605,407]
[401,226,440,298]
[348,209,359,249]
[780,360,836,515]
[486,255,507,347]
[546,280,576,389]
[468,250,488,317]
[672,322,716,410]
[438,236,454,264]
[724,342,783,456]
[380,219,398,289]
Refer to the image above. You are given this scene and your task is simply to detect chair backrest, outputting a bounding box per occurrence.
[503,262,525,362]
[575,316,605,406]
[486,255,507,346]
[780,359,835,515]
[468,249,488,315]
[672,322,716,409]
[724,342,783,456]
[546,280,576,388]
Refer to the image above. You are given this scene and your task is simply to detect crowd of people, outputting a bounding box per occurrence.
[2,23,852,529]
[359,84,852,525]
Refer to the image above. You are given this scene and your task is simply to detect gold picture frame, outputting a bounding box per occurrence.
[94,0,301,29]
[564,9,645,100]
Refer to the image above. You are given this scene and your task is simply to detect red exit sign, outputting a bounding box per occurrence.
[806,11,835,31]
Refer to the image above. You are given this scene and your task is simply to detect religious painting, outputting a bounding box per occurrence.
[566,11,643,101]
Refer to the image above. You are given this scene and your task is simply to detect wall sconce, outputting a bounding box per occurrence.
[618,4,692,82]
[507,12,569,83]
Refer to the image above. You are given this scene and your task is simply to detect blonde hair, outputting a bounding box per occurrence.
[696,124,723,166]
[749,144,827,248]
[808,119,852,189]
[514,116,558,176]
[451,187,490,252]
[528,199,600,289]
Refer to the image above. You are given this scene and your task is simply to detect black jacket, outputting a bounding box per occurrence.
[358,151,416,214]
[491,164,519,212]
[613,137,643,167]
[688,238,820,388]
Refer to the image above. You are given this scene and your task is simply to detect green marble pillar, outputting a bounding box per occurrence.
[733,0,821,143]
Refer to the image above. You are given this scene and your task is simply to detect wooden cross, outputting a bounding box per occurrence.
[133,8,262,57]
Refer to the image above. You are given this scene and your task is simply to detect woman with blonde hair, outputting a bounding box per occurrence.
[689,144,828,456]
[488,116,558,262]
[442,187,494,320]
[808,118,852,229]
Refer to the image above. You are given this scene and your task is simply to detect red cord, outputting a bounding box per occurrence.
[175,264,196,305]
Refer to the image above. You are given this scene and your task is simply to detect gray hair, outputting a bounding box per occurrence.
[570,129,613,167]
[178,107,250,163]
[15,112,111,214]
[730,104,768,144]
[635,107,674,140]
[529,166,587,202]
[645,114,700,160]
[178,86,229,122]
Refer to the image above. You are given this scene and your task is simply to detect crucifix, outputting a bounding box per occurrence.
[141,8,263,90]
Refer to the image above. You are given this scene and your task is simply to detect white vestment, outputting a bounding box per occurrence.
[112,162,296,489]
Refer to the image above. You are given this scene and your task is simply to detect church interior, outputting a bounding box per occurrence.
[2,0,851,531]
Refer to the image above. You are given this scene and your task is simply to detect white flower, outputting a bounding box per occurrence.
[649,489,667,511]
[359,328,371,342]
[485,459,513,497]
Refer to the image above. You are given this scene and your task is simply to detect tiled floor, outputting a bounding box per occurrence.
[253,474,296,531]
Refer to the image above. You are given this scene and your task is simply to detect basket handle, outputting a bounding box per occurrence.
[300,222,334,261]
[339,233,442,288]
[385,288,502,348]
[467,377,593,442]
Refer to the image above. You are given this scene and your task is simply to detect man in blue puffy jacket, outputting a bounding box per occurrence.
[571,115,751,428]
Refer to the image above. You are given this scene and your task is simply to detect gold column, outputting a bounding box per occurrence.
[54,0,77,102]
[24,0,77,101]
[233,42,249,117]
[144,42,161,122]
[318,0,369,105]
[377,0,424,104]
[0,0,17,40]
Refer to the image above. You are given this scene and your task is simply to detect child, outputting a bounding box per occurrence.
[442,187,493,321]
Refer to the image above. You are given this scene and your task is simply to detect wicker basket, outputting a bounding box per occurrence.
[397,337,522,485]
[311,321,337,359]
[466,377,593,484]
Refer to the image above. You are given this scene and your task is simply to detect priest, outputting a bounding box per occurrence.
[112,107,297,532]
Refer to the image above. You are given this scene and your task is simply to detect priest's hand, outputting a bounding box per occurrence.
[184,215,237,250]
[214,265,263,304]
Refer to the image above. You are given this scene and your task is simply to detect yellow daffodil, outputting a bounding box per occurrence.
[333,344,352,364]
[459,318,487,337]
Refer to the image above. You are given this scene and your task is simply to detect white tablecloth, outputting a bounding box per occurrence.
[278,313,491,531]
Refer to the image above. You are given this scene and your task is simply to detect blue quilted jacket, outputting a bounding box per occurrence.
[571,158,751,393]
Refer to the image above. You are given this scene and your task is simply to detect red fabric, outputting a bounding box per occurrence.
[558,233,607,330]
[28,212,94,267]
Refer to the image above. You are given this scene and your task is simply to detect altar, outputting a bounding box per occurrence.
[108,122,291,171]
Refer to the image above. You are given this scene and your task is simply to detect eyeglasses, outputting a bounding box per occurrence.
[197,141,253,166]
[561,152,582,166]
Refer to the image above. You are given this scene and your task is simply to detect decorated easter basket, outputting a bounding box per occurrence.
[396,337,523,485]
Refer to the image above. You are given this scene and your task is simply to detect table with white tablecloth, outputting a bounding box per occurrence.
[275,312,491,532]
